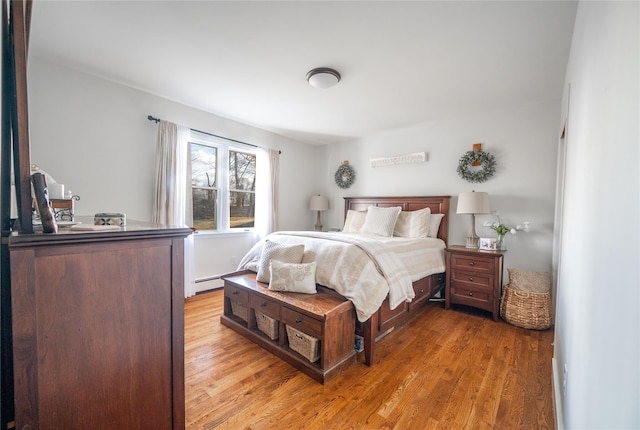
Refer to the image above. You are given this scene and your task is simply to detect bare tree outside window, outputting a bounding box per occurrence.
[191,143,217,230]
[229,150,256,228]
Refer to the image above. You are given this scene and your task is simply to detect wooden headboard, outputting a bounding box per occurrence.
[344,196,451,245]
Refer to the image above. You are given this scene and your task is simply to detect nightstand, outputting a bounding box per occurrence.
[445,245,504,321]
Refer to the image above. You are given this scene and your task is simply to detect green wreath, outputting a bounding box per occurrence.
[335,164,356,189]
[457,150,496,183]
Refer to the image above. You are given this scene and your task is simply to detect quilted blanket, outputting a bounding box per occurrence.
[237,231,445,322]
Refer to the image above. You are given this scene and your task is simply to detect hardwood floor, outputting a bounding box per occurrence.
[185,290,555,429]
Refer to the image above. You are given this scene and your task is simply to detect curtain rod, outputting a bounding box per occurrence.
[147,115,281,154]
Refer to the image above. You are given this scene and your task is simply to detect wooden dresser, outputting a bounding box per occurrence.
[445,245,505,321]
[9,221,191,430]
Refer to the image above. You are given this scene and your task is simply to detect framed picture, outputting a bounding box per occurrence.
[479,237,497,251]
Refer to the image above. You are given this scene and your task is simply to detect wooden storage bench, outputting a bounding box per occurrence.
[220,271,356,383]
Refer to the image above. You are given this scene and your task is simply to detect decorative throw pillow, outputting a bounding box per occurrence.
[508,269,551,293]
[342,210,367,233]
[427,213,445,238]
[269,260,317,294]
[256,240,305,283]
[393,207,431,238]
[360,206,402,237]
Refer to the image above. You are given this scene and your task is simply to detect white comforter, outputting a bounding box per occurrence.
[237,231,446,322]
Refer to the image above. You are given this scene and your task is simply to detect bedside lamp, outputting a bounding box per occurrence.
[457,191,490,248]
[309,195,329,231]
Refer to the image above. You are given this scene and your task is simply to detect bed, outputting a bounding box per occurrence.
[237,195,450,365]
[343,196,450,365]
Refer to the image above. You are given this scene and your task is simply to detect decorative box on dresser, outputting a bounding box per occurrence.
[445,245,505,321]
[9,220,192,430]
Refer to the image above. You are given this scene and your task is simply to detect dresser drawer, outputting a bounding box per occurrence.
[224,285,249,304]
[450,253,494,273]
[282,307,322,338]
[450,284,491,303]
[250,294,280,319]
[450,270,493,290]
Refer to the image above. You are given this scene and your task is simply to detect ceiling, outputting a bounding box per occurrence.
[29,1,577,145]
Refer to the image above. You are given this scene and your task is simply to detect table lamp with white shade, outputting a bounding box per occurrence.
[456,191,490,248]
[309,195,329,232]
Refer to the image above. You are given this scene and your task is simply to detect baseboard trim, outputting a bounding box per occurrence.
[195,277,224,293]
[552,357,565,430]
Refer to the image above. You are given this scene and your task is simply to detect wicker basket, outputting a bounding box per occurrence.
[286,325,321,363]
[255,311,279,340]
[230,301,248,322]
[500,284,552,330]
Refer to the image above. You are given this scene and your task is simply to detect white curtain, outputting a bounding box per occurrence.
[152,120,196,298]
[255,148,279,238]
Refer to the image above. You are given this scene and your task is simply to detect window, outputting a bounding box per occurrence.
[190,132,257,232]
[229,151,256,228]
[191,143,218,230]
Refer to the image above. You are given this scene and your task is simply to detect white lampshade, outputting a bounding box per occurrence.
[309,195,329,211]
[456,191,490,214]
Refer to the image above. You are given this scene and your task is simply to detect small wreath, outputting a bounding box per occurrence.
[335,163,356,189]
[457,150,496,183]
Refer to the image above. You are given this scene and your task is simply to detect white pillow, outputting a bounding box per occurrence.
[393,207,431,238]
[360,206,402,237]
[343,210,367,233]
[269,260,317,294]
[256,240,305,283]
[427,213,445,238]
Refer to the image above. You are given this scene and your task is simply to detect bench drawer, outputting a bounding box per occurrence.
[282,307,322,338]
[224,285,249,304]
[250,294,280,319]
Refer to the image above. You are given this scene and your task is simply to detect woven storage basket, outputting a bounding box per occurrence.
[230,301,248,322]
[255,311,279,340]
[500,284,552,330]
[286,325,320,363]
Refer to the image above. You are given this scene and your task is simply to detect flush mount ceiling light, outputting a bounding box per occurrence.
[306,67,341,89]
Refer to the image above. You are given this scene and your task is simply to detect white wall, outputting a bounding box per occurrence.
[27,57,322,288]
[554,2,639,428]
[321,101,560,282]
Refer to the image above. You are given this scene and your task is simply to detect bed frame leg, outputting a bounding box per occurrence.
[362,314,376,366]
